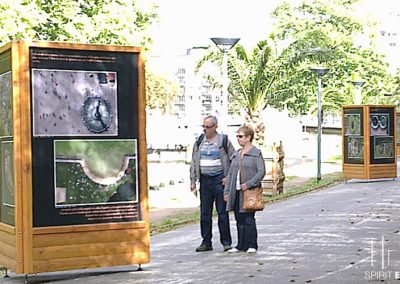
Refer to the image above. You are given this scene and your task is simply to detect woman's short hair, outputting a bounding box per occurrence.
[238,125,255,142]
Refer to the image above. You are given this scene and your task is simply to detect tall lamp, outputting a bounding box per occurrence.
[311,67,330,181]
[351,80,366,105]
[210,37,240,126]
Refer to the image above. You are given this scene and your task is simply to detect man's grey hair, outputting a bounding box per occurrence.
[204,115,218,125]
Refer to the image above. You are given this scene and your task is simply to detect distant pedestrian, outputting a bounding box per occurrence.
[190,115,235,252]
[224,125,265,254]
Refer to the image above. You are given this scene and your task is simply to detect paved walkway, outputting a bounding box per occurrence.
[4,172,400,283]
[149,159,341,223]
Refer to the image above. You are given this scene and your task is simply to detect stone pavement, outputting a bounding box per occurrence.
[4,173,400,283]
[148,159,342,223]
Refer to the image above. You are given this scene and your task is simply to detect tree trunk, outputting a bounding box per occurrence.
[246,110,265,147]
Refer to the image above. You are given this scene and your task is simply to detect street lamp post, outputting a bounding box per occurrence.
[210,37,240,127]
[311,67,330,181]
[351,80,366,105]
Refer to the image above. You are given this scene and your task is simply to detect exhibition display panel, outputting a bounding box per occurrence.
[342,105,397,180]
[0,40,149,274]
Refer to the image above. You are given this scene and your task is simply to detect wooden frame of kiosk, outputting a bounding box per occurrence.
[396,111,400,155]
[342,105,397,180]
[0,40,149,275]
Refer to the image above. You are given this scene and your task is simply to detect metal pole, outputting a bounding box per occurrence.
[354,86,362,105]
[210,38,240,131]
[221,51,228,121]
[317,75,322,181]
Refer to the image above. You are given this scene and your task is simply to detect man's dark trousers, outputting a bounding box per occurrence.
[199,173,231,247]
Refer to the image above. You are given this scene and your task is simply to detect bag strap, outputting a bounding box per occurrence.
[197,133,228,154]
[196,133,205,148]
[239,150,243,185]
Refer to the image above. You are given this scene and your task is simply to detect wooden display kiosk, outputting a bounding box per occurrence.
[0,41,149,275]
[342,105,397,180]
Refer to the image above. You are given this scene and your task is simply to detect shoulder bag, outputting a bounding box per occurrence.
[240,152,265,211]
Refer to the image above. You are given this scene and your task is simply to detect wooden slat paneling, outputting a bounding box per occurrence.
[369,164,397,179]
[32,227,149,273]
[0,222,15,234]
[33,251,149,273]
[0,253,16,271]
[343,164,367,180]
[0,229,15,247]
[33,240,148,260]
[0,241,16,260]
[33,227,148,248]
[0,227,16,270]
[33,221,146,235]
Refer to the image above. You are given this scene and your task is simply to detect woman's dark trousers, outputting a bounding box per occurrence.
[234,190,258,250]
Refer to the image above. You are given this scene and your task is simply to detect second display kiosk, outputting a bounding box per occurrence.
[342,105,397,180]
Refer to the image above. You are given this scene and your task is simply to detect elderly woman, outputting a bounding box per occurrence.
[223,125,265,254]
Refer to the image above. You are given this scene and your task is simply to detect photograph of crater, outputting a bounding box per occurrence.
[54,139,138,207]
[32,69,118,136]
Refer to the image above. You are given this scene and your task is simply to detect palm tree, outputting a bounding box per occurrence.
[227,40,278,145]
[196,38,295,146]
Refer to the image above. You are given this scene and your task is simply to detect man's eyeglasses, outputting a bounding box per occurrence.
[236,135,244,138]
[202,124,215,129]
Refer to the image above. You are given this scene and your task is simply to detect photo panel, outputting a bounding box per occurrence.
[54,139,138,207]
[0,137,14,225]
[373,136,394,159]
[1,140,14,207]
[0,71,12,136]
[344,113,361,136]
[370,113,389,136]
[347,136,364,159]
[343,107,364,164]
[32,69,118,136]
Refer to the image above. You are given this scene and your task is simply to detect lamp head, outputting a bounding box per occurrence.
[210,37,240,53]
[311,67,330,77]
[351,80,366,87]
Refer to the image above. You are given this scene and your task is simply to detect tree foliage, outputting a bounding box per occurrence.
[196,0,398,145]
[0,0,177,112]
[271,0,396,115]
[0,0,158,47]
[145,69,179,114]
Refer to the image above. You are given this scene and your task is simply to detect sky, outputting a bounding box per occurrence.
[148,0,282,55]
[148,0,400,56]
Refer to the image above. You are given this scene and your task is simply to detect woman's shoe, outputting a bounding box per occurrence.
[227,248,240,253]
[246,248,257,254]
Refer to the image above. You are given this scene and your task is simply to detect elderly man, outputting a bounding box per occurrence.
[190,115,235,252]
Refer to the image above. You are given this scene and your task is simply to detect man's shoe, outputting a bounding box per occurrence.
[224,245,232,251]
[196,244,213,252]
[223,245,232,251]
